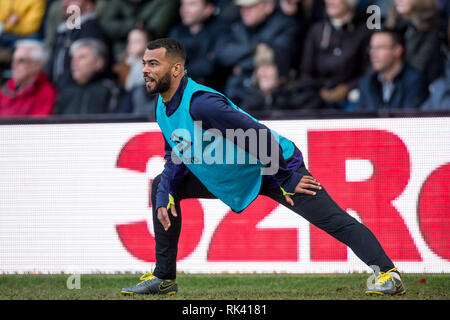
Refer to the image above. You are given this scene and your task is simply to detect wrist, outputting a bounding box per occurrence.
[280,171,303,194]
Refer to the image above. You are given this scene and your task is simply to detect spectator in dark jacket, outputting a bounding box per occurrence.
[240,44,322,111]
[44,0,108,49]
[357,29,429,110]
[299,0,372,109]
[276,0,309,78]
[421,53,450,110]
[421,22,450,110]
[169,0,228,89]
[240,44,286,111]
[215,0,301,104]
[46,0,110,91]
[54,38,122,115]
[385,0,444,84]
[438,0,450,19]
[300,0,327,26]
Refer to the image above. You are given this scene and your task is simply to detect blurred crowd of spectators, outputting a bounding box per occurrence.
[0,0,449,119]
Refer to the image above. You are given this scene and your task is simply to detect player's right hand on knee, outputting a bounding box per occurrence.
[283,176,322,206]
[157,194,177,231]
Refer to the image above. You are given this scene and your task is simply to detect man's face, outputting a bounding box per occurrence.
[369,33,401,73]
[240,1,274,27]
[180,0,212,27]
[12,47,42,85]
[325,0,349,19]
[142,48,173,94]
[71,45,103,85]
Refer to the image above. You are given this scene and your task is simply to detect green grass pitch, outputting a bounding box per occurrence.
[0,273,449,300]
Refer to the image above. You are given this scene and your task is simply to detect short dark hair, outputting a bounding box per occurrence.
[372,28,405,48]
[147,38,186,63]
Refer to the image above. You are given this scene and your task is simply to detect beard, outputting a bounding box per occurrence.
[145,71,172,94]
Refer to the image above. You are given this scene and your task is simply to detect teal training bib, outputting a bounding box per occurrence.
[156,77,294,213]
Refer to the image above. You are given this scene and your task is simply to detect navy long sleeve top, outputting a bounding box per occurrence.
[155,76,304,209]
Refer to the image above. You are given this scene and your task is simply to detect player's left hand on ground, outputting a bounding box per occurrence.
[284,176,322,206]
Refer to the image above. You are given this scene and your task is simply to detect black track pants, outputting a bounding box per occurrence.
[150,164,395,279]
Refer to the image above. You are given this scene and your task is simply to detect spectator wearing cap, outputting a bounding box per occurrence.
[299,0,372,109]
[169,0,229,90]
[215,0,301,105]
[357,29,429,110]
[46,0,109,91]
[0,40,56,117]
[53,38,122,115]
